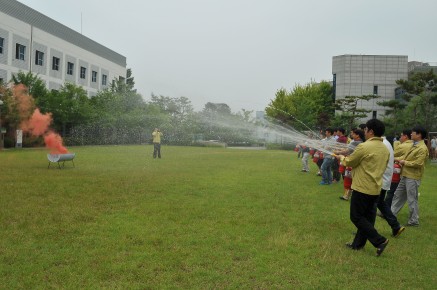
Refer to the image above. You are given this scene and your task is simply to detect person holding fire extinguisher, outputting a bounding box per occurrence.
[383,129,413,209]
[335,128,365,201]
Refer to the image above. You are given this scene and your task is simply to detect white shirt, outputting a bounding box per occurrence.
[382,137,394,190]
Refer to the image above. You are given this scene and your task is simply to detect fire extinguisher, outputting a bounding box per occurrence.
[392,163,401,183]
[343,167,352,189]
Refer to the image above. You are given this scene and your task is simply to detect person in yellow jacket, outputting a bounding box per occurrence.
[383,129,413,209]
[391,126,429,227]
[152,128,163,159]
[394,129,413,159]
[335,119,390,256]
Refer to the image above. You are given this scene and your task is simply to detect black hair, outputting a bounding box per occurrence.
[325,127,334,134]
[358,124,366,130]
[402,129,412,139]
[411,125,427,140]
[337,127,345,135]
[365,119,385,137]
[352,128,365,141]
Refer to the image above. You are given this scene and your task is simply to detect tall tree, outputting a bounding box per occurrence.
[376,99,407,135]
[265,81,334,130]
[38,83,91,135]
[334,95,380,129]
[396,69,437,131]
[10,71,48,100]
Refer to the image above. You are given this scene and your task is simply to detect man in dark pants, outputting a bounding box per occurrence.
[336,119,390,256]
[378,137,405,237]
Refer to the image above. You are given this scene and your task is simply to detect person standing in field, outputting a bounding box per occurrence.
[301,143,310,172]
[382,129,412,210]
[335,119,390,256]
[377,136,405,238]
[336,128,364,201]
[152,128,163,159]
[391,126,429,227]
[332,127,348,183]
[431,136,437,160]
[320,128,335,185]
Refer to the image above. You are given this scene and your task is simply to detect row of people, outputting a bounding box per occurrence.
[296,121,429,256]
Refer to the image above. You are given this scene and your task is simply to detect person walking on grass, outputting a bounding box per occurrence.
[378,137,405,238]
[381,129,412,212]
[336,128,364,201]
[301,143,310,172]
[391,126,429,227]
[335,119,390,256]
[152,128,163,159]
[320,128,335,185]
[332,128,348,183]
[431,136,437,160]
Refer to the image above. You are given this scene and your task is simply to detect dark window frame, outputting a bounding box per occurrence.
[102,74,107,85]
[0,37,4,54]
[52,56,60,71]
[35,50,44,66]
[80,66,86,79]
[67,62,74,75]
[15,43,26,60]
[91,70,97,82]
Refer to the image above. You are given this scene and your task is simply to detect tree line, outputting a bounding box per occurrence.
[1,69,436,148]
[0,70,256,148]
[265,70,437,136]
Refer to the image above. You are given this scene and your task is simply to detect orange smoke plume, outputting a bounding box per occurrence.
[14,84,69,154]
[44,131,68,154]
[21,108,52,136]
[14,84,34,121]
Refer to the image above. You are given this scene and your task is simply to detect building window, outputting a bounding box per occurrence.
[16,43,26,60]
[102,74,107,85]
[52,56,60,71]
[67,62,74,75]
[372,111,377,119]
[92,71,97,82]
[373,85,378,95]
[80,67,86,79]
[0,37,4,54]
[35,50,44,66]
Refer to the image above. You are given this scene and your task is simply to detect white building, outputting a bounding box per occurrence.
[332,55,408,120]
[0,0,126,96]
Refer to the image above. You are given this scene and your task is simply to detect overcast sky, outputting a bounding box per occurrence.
[17,0,437,113]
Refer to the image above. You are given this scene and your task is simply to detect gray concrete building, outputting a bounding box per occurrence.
[332,55,408,120]
[0,0,126,96]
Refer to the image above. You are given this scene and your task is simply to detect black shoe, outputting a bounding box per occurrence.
[376,239,389,257]
[393,226,405,238]
[345,243,363,250]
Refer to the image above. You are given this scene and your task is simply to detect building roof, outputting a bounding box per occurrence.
[0,0,126,67]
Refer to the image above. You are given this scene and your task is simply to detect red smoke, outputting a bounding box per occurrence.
[21,108,51,136]
[44,131,68,154]
[14,85,68,154]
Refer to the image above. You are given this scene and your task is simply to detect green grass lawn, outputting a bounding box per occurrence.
[1,145,436,289]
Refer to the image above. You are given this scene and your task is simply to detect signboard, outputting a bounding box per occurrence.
[16,129,23,148]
